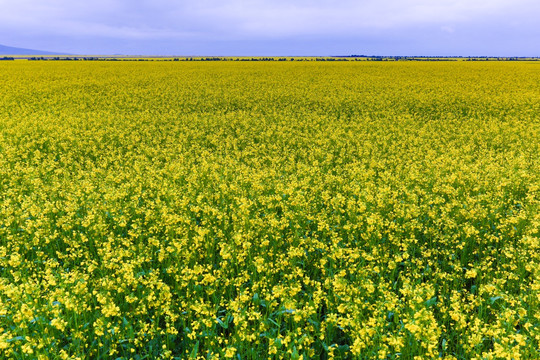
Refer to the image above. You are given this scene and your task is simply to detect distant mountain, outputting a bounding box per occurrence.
[0,44,66,55]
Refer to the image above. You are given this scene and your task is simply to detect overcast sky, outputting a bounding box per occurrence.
[1,0,539,56]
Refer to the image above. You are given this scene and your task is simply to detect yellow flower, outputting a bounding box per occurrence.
[224,347,236,358]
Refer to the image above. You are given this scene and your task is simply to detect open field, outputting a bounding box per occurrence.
[1,61,539,359]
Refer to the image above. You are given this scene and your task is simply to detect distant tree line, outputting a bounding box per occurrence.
[16,56,540,62]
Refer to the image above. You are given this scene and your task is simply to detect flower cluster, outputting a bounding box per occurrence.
[0,60,539,359]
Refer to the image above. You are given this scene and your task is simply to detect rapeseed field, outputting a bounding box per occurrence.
[0,61,539,359]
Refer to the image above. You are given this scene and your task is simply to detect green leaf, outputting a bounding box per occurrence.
[425,296,437,307]
[216,318,228,329]
[7,336,25,343]
[291,346,300,360]
[189,341,199,359]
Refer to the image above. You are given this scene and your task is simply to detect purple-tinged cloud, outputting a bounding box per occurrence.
[1,0,539,55]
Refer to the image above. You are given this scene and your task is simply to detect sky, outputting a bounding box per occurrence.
[1,0,539,56]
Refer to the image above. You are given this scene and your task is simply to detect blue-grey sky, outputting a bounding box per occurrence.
[1,0,539,56]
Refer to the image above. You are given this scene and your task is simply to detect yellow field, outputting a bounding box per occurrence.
[0,61,539,359]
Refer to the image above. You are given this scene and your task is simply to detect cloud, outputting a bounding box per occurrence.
[0,0,539,55]
[441,26,455,34]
